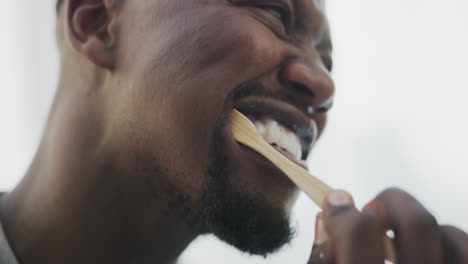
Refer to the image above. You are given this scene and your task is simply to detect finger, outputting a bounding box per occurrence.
[440,225,468,264]
[363,188,443,264]
[308,213,333,264]
[309,243,333,264]
[323,190,385,264]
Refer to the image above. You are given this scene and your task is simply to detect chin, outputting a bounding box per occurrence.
[200,135,296,256]
[192,82,312,256]
[202,182,296,256]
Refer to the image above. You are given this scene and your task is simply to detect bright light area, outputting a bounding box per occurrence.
[1,1,467,263]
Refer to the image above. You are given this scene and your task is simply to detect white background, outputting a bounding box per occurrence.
[1,1,467,263]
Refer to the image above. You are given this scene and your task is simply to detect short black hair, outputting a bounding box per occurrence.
[57,0,64,13]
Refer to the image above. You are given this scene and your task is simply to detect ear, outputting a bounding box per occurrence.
[65,0,116,69]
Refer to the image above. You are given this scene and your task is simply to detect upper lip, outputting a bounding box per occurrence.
[234,96,318,160]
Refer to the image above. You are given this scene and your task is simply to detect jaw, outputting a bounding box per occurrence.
[218,115,301,212]
[199,124,300,254]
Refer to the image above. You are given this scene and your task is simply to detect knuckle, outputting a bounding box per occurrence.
[440,225,459,234]
[378,187,408,202]
[440,224,467,235]
[441,225,468,242]
[440,226,468,264]
[376,187,424,213]
[412,210,438,228]
[403,210,439,238]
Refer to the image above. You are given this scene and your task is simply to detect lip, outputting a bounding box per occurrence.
[234,96,318,160]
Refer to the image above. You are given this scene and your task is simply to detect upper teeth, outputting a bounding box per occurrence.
[254,119,302,161]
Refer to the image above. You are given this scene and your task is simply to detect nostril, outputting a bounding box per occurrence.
[281,60,335,114]
[316,101,334,113]
[316,107,328,113]
[292,82,315,98]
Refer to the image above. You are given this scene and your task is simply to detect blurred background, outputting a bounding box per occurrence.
[1,0,467,263]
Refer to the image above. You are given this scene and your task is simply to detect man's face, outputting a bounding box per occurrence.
[106,0,333,255]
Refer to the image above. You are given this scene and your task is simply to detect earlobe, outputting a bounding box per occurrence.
[81,35,114,70]
[66,1,115,69]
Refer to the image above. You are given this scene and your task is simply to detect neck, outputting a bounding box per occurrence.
[0,91,198,264]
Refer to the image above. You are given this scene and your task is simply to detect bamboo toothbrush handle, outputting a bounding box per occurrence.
[230,109,397,263]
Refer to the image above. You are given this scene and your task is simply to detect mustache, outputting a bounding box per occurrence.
[218,78,302,134]
[234,80,289,104]
[228,79,298,111]
[212,79,278,160]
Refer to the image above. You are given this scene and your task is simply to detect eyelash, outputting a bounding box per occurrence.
[257,4,290,29]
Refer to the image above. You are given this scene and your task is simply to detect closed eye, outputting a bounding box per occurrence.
[262,6,286,25]
[256,4,290,30]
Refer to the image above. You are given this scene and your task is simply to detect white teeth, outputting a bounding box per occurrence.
[254,121,266,137]
[253,119,302,161]
[311,120,318,146]
[264,120,281,145]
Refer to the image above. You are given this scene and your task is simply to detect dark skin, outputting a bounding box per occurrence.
[0,0,466,263]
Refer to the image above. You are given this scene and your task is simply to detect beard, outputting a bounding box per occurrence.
[198,84,296,256]
[141,80,295,256]
[201,173,295,256]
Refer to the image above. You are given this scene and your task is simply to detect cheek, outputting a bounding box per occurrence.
[162,12,288,122]
[110,7,287,197]
[161,16,286,152]
[198,13,286,82]
[138,7,286,89]
[127,11,286,128]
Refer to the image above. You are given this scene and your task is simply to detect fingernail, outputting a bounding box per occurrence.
[327,190,353,207]
[314,213,328,244]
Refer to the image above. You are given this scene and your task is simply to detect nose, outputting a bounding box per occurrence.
[279,59,335,113]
